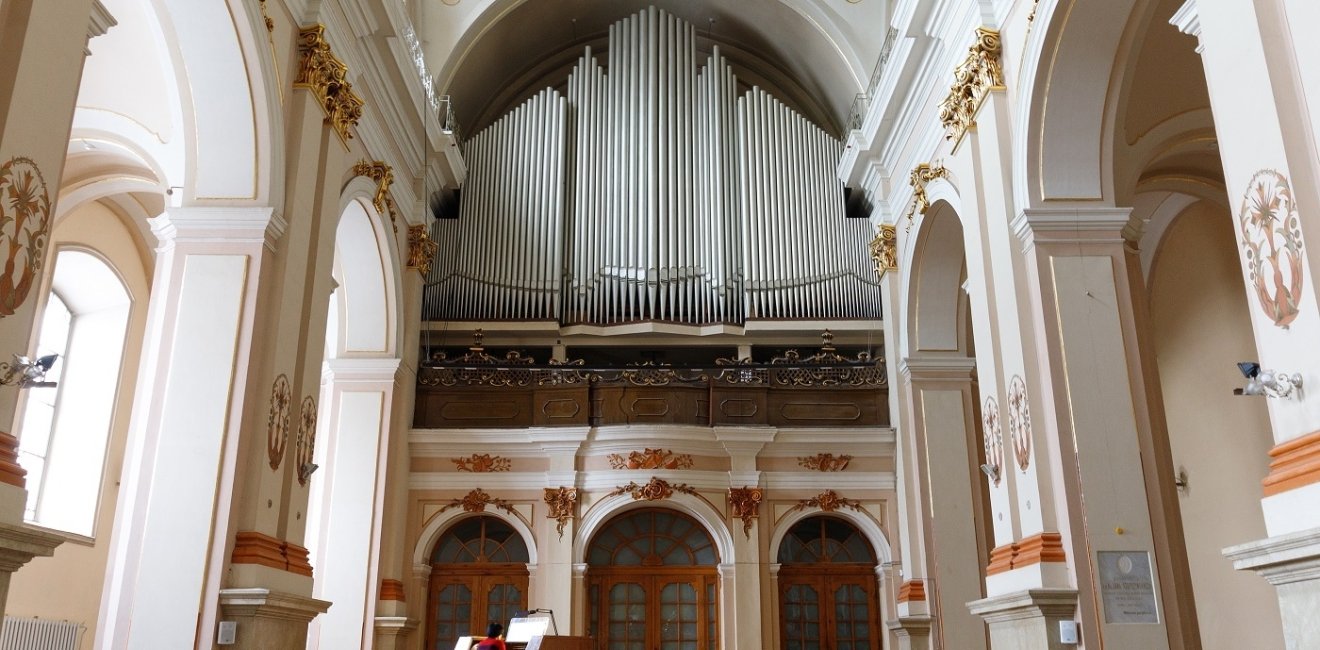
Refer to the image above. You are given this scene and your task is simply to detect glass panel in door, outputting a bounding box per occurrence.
[434,583,473,650]
[832,583,871,650]
[782,583,821,650]
[485,581,524,632]
[659,581,699,650]
[607,582,647,650]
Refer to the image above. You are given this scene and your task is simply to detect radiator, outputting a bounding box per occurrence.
[0,617,82,650]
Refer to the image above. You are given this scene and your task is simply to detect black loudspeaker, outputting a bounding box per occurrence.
[843,186,872,220]
[430,186,462,220]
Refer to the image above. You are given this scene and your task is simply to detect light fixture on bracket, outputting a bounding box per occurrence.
[300,462,319,483]
[0,353,59,389]
[979,463,1000,484]
[1234,362,1303,399]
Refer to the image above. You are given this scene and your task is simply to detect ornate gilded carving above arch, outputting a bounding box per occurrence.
[607,476,700,502]
[608,448,694,470]
[939,27,1004,145]
[543,487,578,539]
[352,160,400,231]
[905,163,949,232]
[869,224,898,278]
[452,453,512,472]
[407,224,438,277]
[789,490,865,514]
[440,488,518,517]
[294,25,364,144]
[797,453,853,472]
[728,487,762,538]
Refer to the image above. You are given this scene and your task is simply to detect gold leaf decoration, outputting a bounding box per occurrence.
[439,488,517,516]
[452,454,512,473]
[728,487,763,538]
[607,477,699,502]
[407,224,439,277]
[868,224,898,278]
[938,27,1003,145]
[543,487,578,539]
[293,25,364,144]
[608,448,694,470]
[790,490,865,514]
[352,160,400,231]
[797,453,853,472]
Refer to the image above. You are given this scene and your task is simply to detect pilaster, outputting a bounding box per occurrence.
[218,588,331,649]
[967,588,1078,650]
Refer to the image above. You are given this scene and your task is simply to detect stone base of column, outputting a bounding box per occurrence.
[218,587,330,649]
[0,520,64,619]
[1225,527,1320,648]
[967,588,1077,650]
[374,616,419,649]
[886,615,932,650]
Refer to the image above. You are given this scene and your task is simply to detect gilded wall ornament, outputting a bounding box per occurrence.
[266,374,292,470]
[1006,375,1032,472]
[938,27,1004,144]
[728,487,762,538]
[440,488,517,516]
[407,224,439,277]
[608,448,694,470]
[1240,170,1307,328]
[353,160,400,230]
[293,25,364,143]
[543,487,578,538]
[608,477,699,501]
[982,396,1004,487]
[258,0,274,31]
[869,224,898,279]
[790,490,864,514]
[295,396,317,486]
[797,453,853,472]
[452,453,512,472]
[0,157,51,317]
[905,164,949,232]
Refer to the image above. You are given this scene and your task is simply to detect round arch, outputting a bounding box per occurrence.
[767,507,892,566]
[330,186,403,359]
[903,194,972,358]
[574,492,735,566]
[413,509,540,568]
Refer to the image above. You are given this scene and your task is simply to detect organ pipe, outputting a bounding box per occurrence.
[423,7,882,325]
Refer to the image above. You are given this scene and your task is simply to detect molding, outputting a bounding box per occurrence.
[1011,208,1134,251]
[231,531,313,578]
[150,206,280,251]
[967,588,1079,624]
[379,579,406,602]
[85,0,117,55]
[1262,429,1320,497]
[985,532,1067,575]
[896,579,926,602]
[217,588,330,622]
[0,520,64,572]
[900,355,977,381]
[1170,1,1204,54]
[1224,527,1320,586]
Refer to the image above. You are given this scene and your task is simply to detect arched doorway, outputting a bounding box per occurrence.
[776,516,882,650]
[425,516,531,650]
[586,508,719,650]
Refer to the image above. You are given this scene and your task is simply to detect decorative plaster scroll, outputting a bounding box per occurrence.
[728,487,762,538]
[608,448,694,470]
[543,487,578,538]
[353,160,400,231]
[789,490,864,514]
[452,454,512,473]
[869,224,898,278]
[938,27,1004,144]
[904,164,949,232]
[293,25,364,143]
[608,477,699,502]
[295,396,317,486]
[983,396,1004,486]
[257,0,274,32]
[1240,170,1307,328]
[439,488,517,516]
[1007,375,1032,471]
[407,224,439,277]
[0,157,51,317]
[797,453,853,472]
[267,374,292,470]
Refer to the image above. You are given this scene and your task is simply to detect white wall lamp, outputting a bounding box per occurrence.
[1234,362,1303,399]
[979,463,1000,484]
[0,353,59,389]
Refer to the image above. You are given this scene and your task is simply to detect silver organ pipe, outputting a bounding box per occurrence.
[424,7,882,325]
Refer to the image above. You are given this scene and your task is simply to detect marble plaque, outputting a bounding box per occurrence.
[1098,551,1159,624]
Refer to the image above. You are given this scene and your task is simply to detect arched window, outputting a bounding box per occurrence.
[426,516,530,650]
[776,516,881,650]
[16,250,131,537]
[586,508,720,650]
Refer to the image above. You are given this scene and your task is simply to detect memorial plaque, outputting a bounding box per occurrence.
[1098,551,1159,624]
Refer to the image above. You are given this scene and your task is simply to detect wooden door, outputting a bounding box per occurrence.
[425,516,532,650]
[590,569,717,650]
[778,568,881,650]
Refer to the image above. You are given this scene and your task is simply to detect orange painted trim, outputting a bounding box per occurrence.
[0,432,27,488]
[380,579,406,601]
[985,532,1067,575]
[896,580,926,603]
[232,531,314,578]
[1263,429,1320,497]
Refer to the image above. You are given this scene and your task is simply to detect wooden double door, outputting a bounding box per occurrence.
[778,567,882,650]
[588,569,718,650]
[427,566,529,650]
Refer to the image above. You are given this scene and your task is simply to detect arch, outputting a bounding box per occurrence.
[768,508,892,567]
[413,508,540,568]
[574,492,735,565]
[904,197,971,357]
[331,183,403,358]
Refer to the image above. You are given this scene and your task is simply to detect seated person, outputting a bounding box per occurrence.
[476,623,507,650]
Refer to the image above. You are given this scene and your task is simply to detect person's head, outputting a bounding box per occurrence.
[487,623,503,639]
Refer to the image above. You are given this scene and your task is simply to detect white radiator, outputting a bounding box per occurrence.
[0,616,82,650]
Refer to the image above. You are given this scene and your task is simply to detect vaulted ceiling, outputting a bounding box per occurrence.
[419,0,889,137]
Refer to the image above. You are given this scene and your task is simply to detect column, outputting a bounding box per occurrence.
[1174,3,1320,645]
[98,207,281,649]
[719,429,770,650]
[1009,209,1178,649]
[533,428,589,636]
[900,356,989,650]
[0,0,108,620]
